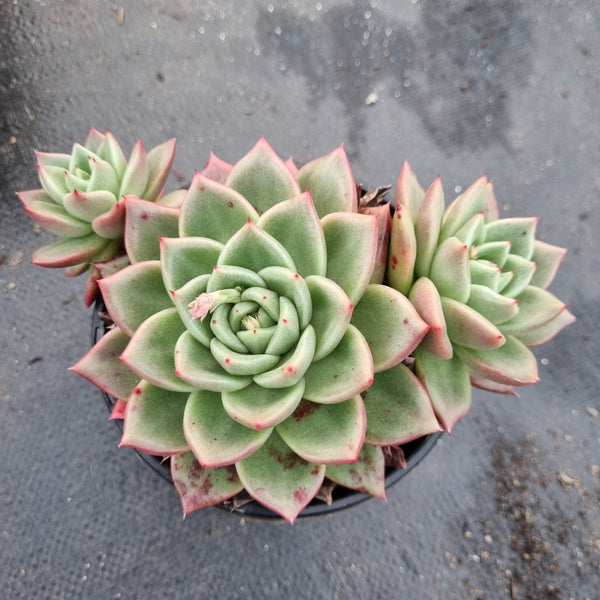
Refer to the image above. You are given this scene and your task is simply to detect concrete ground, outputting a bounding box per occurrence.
[1,1,598,598]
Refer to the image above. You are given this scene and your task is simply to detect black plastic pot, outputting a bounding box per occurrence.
[92,300,442,519]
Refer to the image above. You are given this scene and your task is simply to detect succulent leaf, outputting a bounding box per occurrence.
[179,173,259,242]
[143,137,176,202]
[124,197,180,263]
[91,198,126,239]
[454,335,539,386]
[70,326,139,402]
[364,363,440,445]
[99,261,172,336]
[511,307,575,347]
[222,380,305,430]
[22,197,93,238]
[303,325,373,403]
[32,233,109,268]
[326,444,386,499]
[226,137,301,214]
[63,190,117,222]
[394,161,424,215]
[321,212,377,304]
[121,308,196,392]
[484,217,538,260]
[258,192,327,278]
[408,277,453,359]
[414,176,444,278]
[198,151,233,184]
[296,145,357,217]
[360,203,392,284]
[236,430,326,523]
[120,380,189,455]
[160,236,223,292]
[387,202,417,296]
[414,347,471,432]
[276,396,366,464]
[119,140,149,197]
[171,452,243,515]
[351,284,429,372]
[529,240,566,289]
[429,237,470,303]
[184,389,272,467]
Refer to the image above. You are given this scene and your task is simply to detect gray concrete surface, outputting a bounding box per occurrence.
[1,1,598,598]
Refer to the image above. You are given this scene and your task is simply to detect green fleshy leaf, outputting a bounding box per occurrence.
[484,217,538,260]
[253,325,316,388]
[222,380,304,430]
[474,240,512,267]
[305,275,353,361]
[467,284,520,325]
[361,203,392,285]
[87,157,120,196]
[22,198,93,237]
[277,396,366,464]
[69,142,98,173]
[209,303,249,353]
[499,254,537,298]
[394,161,425,215]
[408,277,453,359]
[174,331,252,392]
[453,335,539,386]
[469,259,501,290]
[84,128,105,153]
[236,325,274,354]
[258,266,313,330]
[453,211,485,247]
[226,137,301,214]
[210,338,280,376]
[121,308,196,392]
[470,376,517,395]
[156,189,187,208]
[414,177,444,278]
[265,296,300,355]
[70,326,139,402]
[351,284,429,372]
[96,131,127,180]
[321,212,377,304]
[296,145,357,217]
[511,307,575,347]
[240,287,280,321]
[92,237,122,263]
[217,221,296,272]
[198,151,233,184]
[160,236,222,292]
[124,197,180,263]
[99,261,172,336]
[63,189,117,222]
[32,233,108,268]
[64,169,89,193]
[171,453,243,516]
[143,138,176,202]
[179,173,259,241]
[206,265,266,293]
[91,198,125,239]
[440,175,490,240]
[258,192,327,277]
[364,363,440,446]
[35,151,71,169]
[500,286,567,335]
[441,296,505,350]
[38,165,70,205]
[429,236,471,303]
[184,389,272,467]
[326,444,386,499]
[236,430,326,523]
[529,240,566,289]
[303,325,373,404]
[120,380,189,455]
[387,203,417,296]
[171,274,212,346]
[414,347,471,432]
[119,140,149,197]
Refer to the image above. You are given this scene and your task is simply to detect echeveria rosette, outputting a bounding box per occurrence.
[18,128,177,306]
[388,163,575,432]
[73,139,438,522]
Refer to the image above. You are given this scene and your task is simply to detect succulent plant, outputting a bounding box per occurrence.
[18,128,177,306]
[72,139,441,522]
[387,164,575,432]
